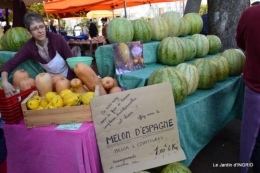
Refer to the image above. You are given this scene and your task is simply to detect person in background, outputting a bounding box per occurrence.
[82,23,89,35]
[200,13,208,35]
[88,19,98,38]
[73,24,82,36]
[3,24,11,34]
[60,26,67,36]
[101,18,109,43]
[235,2,260,173]
[0,11,75,97]
[50,20,57,33]
[0,118,7,173]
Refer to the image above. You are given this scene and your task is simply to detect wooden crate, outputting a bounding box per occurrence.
[21,91,93,128]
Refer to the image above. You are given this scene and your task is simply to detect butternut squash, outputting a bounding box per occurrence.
[70,78,87,93]
[19,77,35,91]
[12,69,30,90]
[35,73,53,97]
[109,86,122,94]
[51,74,65,91]
[55,77,71,94]
[73,63,99,92]
[101,77,114,90]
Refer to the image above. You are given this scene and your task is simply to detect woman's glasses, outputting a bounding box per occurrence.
[30,25,45,32]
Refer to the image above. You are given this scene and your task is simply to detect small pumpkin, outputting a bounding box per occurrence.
[70,78,87,93]
[51,74,65,91]
[19,77,35,91]
[113,78,119,87]
[12,69,30,90]
[101,77,114,90]
[109,86,122,94]
[55,77,70,94]
[73,63,99,92]
[35,72,53,97]
[99,79,107,96]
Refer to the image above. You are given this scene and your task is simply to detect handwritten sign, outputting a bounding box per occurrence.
[55,123,83,130]
[91,82,186,173]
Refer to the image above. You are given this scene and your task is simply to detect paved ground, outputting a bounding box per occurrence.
[189,118,254,173]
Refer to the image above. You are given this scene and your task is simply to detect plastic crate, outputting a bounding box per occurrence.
[0,86,36,124]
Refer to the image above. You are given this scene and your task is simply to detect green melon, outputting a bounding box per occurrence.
[0,58,4,68]
[161,11,182,37]
[192,58,219,89]
[161,162,192,173]
[158,37,186,66]
[210,56,229,81]
[178,17,191,37]
[147,67,188,104]
[180,38,196,61]
[183,13,203,35]
[107,17,134,44]
[0,27,31,52]
[221,49,246,76]
[131,19,152,43]
[206,35,222,54]
[176,63,199,95]
[149,16,169,41]
[190,34,209,58]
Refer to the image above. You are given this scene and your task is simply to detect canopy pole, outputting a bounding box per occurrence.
[124,1,127,18]
[46,14,51,32]
[112,10,115,18]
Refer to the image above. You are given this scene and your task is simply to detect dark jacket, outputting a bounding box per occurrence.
[0,119,7,163]
[89,22,98,38]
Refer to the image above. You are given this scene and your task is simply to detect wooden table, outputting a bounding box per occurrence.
[68,39,106,57]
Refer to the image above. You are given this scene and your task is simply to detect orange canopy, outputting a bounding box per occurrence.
[44,0,184,14]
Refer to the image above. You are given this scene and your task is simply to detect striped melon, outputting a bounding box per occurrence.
[183,13,203,35]
[132,19,152,43]
[0,58,4,68]
[107,17,134,44]
[0,27,31,51]
[149,17,169,41]
[206,35,222,54]
[161,11,182,37]
[147,67,188,104]
[178,17,191,37]
[161,162,192,173]
[158,37,186,66]
[180,38,196,60]
[190,34,209,58]
[176,63,199,95]
[210,56,229,81]
[221,48,246,76]
[192,58,218,89]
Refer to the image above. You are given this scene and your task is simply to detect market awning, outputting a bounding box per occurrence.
[86,10,119,18]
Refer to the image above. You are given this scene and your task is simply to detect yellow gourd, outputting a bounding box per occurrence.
[50,95,63,108]
[63,93,80,106]
[81,92,94,105]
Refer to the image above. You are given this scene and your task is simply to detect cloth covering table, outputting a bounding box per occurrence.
[3,120,103,173]
[95,41,245,166]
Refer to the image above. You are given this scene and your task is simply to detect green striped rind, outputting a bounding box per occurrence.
[0,27,31,51]
[131,19,152,43]
[192,58,218,89]
[161,162,192,173]
[180,38,196,60]
[158,37,186,65]
[183,13,203,35]
[161,11,181,37]
[149,17,169,41]
[221,48,246,76]
[178,17,191,37]
[176,63,199,95]
[210,56,229,81]
[206,35,222,54]
[107,17,134,44]
[190,34,209,58]
[147,67,188,104]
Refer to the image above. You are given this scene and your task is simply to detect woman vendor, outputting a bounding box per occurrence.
[0,11,76,97]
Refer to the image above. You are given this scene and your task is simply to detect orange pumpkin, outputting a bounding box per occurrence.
[101,77,114,90]
[19,78,35,91]
[73,63,99,92]
[70,78,87,93]
[113,78,119,87]
[12,69,30,90]
[109,86,122,94]
[55,77,71,94]
[35,73,53,97]
[51,74,65,91]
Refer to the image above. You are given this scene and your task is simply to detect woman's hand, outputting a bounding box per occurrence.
[2,80,15,97]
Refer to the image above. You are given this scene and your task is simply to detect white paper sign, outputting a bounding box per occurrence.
[91,82,186,173]
[55,123,83,130]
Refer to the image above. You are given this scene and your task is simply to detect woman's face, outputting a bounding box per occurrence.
[29,21,46,42]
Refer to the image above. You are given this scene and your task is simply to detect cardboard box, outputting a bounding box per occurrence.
[21,91,93,128]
